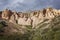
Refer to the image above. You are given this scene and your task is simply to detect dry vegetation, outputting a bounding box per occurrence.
[0,16,60,40]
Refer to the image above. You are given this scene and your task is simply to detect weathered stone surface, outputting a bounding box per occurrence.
[2,9,13,20]
[1,8,60,28]
[9,11,18,24]
[18,16,32,25]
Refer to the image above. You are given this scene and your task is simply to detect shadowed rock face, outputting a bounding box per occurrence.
[1,8,60,28]
[0,11,2,19]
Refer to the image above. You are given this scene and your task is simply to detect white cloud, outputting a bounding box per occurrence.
[19,0,24,3]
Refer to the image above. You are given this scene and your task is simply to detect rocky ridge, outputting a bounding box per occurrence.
[1,8,60,28]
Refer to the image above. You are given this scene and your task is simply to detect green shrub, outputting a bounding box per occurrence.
[54,31,60,40]
[0,24,4,29]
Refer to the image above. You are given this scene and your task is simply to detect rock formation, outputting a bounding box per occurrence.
[9,11,18,24]
[2,9,13,20]
[1,8,60,28]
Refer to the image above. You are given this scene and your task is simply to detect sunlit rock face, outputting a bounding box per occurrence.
[13,11,19,20]
[45,8,55,19]
[2,9,13,20]
[30,8,60,28]
[31,11,39,28]
[18,13,32,25]
[9,11,18,24]
[1,8,60,28]
[9,14,16,24]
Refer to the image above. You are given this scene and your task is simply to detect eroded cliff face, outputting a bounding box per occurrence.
[1,8,60,28]
[9,11,19,24]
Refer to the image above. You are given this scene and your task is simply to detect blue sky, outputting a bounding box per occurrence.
[0,0,60,12]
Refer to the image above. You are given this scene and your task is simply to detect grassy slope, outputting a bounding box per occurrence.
[0,16,60,40]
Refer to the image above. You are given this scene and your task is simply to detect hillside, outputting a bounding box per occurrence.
[0,8,60,40]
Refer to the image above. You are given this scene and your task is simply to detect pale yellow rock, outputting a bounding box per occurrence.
[18,17,32,25]
[31,15,42,28]
[1,8,60,28]
[9,15,16,24]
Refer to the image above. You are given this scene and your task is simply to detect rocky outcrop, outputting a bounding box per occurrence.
[9,11,18,24]
[18,13,32,25]
[2,9,13,20]
[1,8,60,28]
